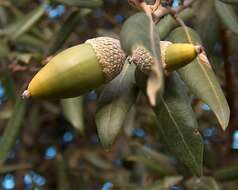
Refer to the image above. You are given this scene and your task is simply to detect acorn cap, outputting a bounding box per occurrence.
[129,41,200,73]
[23,37,126,99]
[85,37,126,82]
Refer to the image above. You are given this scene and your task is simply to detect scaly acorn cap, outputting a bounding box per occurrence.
[129,41,201,74]
[85,37,126,82]
[22,37,126,99]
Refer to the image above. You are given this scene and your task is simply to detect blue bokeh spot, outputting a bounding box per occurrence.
[2,174,15,190]
[44,146,57,160]
[171,186,183,190]
[115,14,125,24]
[101,182,113,190]
[172,0,180,8]
[0,83,5,99]
[201,104,211,111]
[203,127,217,138]
[132,128,145,138]
[63,131,74,143]
[232,130,238,150]
[45,4,65,19]
[31,172,46,187]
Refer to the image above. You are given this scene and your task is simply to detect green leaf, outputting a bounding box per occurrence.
[54,0,103,8]
[55,154,71,190]
[96,63,138,149]
[185,177,220,190]
[218,0,238,5]
[0,64,16,103]
[128,143,177,175]
[10,52,33,64]
[193,0,220,53]
[0,2,47,40]
[0,40,9,57]
[61,97,84,134]
[154,72,203,176]
[0,6,9,27]
[168,27,230,130]
[123,106,137,136]
[0,98,27,165]
[215,0,238,35]
[47,10,84,55]
[128,176,183,190]
[14,34,46,53]
[157,8,194,40]
[84,152,113,170]
[214,164,238,181]
[120,12,163,106]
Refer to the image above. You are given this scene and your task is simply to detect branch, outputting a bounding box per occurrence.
[153,0,197,21]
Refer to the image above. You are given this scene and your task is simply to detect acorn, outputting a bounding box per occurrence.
[129,41,202,74]
[22,37,126,99]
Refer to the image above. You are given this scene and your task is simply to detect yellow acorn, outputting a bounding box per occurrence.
[129,41,201,73]
[22,37,126,99]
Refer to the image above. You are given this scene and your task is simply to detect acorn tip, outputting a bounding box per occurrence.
[22,90,30,99]
[195,45,203,55]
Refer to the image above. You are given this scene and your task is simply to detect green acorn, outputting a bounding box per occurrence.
[22,37,126,99]
[129,41,201,74]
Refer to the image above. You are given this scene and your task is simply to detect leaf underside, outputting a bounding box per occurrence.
[168,27,230,130]
[154,72,203,176]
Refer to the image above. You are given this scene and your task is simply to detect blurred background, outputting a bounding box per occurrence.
[0,0,238,189]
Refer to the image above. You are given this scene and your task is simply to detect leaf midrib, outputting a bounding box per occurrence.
[161,97,200,173]
[185,31,226,128]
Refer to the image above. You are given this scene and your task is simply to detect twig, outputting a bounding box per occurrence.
[153,0,197,21]
[0,163,32,174]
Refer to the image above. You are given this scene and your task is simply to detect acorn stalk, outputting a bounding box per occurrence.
[22,37,126,99]
[129,41,201,74]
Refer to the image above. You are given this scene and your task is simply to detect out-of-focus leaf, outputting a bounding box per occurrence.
[10,52,33,64]
[123,106,136,136]
[193,0,220,53]
[47,10,85,55]
[0,163,32,174]
[54,0,103,8]
[130,143,174,166]
[157,8,194,40]
[0,40,9,57]
[96,63,138,149]
[0,6,9,27]
[0,65,16,102]
[15,34,46,53]
[120,12,163,106]
[128,143,176,175]
[27,104,40,135]
[41,102,60,115]
[127,155,169,174]
[185,177,220,190]
[154,72,203,176]
[0,2,47,40]
[168,27,230,130]
[128,176,183,190]
[84,152,113,170]
[0,109,12,120]
[218,0,238,5]
[214,164,238,181]
[55,154,71,190]
[215,0,238,35]
[0,98,27,165]
[61,97,84,134]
